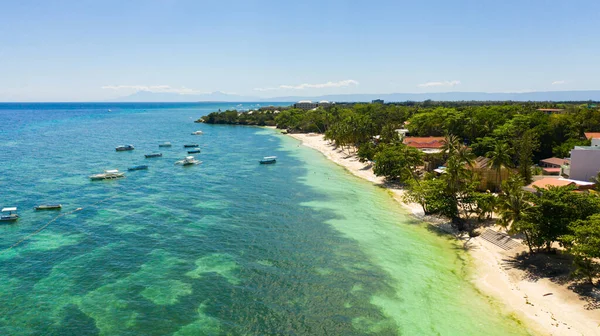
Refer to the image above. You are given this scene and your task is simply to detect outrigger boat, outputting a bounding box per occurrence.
[175,156,201,166]
[35,204,62,210]
[128,165,148,171]
[0,207,19,222]
[89,169,125,180]
[184,144,199,148]
[145,153,162,158]
[191,130,204,135]
[159,142,172,147]
[259,156,277,164]
[187,149,201,154]
[116,144,135,151]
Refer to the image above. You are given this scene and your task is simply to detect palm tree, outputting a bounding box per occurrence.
[442,134,461,156]
[497,175,529,225]
[486,142,513,190]
[456,143,476,167]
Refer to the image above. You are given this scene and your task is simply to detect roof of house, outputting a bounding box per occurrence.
[402,136,445,149]
[524,177,596,192]
[539,157,569,166]
[585,132,600,140]
[541,167,562,174]
[473,156,492,169]
[527,178,575,190]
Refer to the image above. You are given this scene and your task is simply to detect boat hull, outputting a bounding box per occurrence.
[35,205,62,210]
[89,174,125,180]
[187,150,201,154]
[184,144,199,148]
[128,165,148,171]
[145,154,162,158]
[260,160,276,164]
[0,215,19,221]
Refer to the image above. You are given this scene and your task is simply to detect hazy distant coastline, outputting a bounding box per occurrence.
[106,90,600,103]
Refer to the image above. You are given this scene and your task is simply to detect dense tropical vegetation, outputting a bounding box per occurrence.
[202,101,600,284]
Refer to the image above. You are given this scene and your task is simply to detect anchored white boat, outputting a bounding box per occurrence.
[0,207,19,222]
[159,142,172,147]
[259,156,277,164]
[175,156,201,166]
[89,169,125,180]
[116,144,134,151]
[191,130,204,135]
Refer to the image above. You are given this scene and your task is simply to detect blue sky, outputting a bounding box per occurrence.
[0,0,599,101]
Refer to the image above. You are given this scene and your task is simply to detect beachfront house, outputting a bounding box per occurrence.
[539,157,569,175]
[523,177,595,193]
[403,136,445,171]
[402,136,445,154]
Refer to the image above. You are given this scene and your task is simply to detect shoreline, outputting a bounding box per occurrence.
[285,131,600,336]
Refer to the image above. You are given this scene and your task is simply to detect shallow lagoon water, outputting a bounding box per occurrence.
[0,103,529,335]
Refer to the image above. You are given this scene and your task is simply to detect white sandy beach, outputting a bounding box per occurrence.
[287,132,600,336]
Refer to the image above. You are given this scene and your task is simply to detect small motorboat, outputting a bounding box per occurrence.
[260,156,277,164]
[145,153,163,158]
[187,149,201,154]
[35,204,62,210]
[0,207,19,222]
[116,144,135,151]
[128,165,148,171]
[89,169,125,180]
[191,131,204,135]
[184,144,199,148]
[159,142,172,147]
[175,156,201,166]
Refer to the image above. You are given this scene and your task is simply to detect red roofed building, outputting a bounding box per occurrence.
[539,157,570,175]
[584,132,600,140]
[523,177,595,193]
[403,137,445,153]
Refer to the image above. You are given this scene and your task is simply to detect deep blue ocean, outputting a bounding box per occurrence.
[0,103,528,335]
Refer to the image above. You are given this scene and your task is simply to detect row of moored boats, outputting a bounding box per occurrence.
[91,140,204,180]
[3,130,277,223]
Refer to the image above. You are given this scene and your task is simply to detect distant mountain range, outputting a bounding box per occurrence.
[108,90,600,103]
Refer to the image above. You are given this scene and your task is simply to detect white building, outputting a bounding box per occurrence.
[566,146,600,181]
[318,100,332,108]
[294,100,318,110]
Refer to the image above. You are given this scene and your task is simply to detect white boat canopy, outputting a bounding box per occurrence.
[185,156,194,160]
[263,156,277,160]
[105,169,119,173]
[2,207,17,212]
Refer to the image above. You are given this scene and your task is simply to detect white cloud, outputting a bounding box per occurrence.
[551,80,566,85]
[254,79,359,91]
[417,80,461,88]
[101,85,205,95]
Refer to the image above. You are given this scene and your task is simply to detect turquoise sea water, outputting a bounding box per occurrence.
[0,103,530,335]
